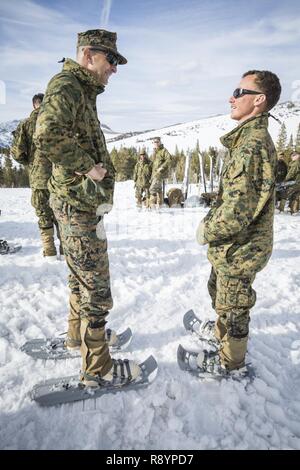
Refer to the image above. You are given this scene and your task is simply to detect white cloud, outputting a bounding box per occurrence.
[100,0,113,28]
[0,1,299,132]
[155,80,171,88]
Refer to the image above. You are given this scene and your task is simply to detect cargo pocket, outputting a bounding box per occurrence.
[231,162,245,179]
[65,236,106,271]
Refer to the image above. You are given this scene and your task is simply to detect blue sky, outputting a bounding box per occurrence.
[1,0,300,131]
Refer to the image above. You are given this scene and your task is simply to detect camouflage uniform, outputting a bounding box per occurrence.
[275,158,288,208]
[11,109,61,256]
[200,113,276,370]
[149,145,171,207]
[283,159,300,214]
[275,158,288,184]
[133,156,152,207]
[34,57,116,378]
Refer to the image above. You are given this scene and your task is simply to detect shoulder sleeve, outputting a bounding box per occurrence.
[34,74,95,174]
[10,120,30,164]
[204,139,275,243]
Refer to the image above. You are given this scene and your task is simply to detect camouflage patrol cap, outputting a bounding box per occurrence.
[77,29,127,65]
[139,149,146,155]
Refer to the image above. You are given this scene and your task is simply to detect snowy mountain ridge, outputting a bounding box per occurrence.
[106,101,300,153]
[1,101,299,155]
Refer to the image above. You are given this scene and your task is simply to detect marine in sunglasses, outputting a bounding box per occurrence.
[230,74,267,123]
[195,70,281,377]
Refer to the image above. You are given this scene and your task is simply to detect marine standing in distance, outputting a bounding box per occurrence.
[149,137,171,209]
[133,149,152,208]
[11,94,63,259]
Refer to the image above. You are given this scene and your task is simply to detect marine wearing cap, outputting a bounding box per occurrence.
[77,29,127,65]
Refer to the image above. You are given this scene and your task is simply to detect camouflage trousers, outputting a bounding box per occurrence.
[31,188,62,256]
[135,186,150,207]
[288,189,300,214]
[207,267,256,370]
[149,179,164,207]
[31,188,55,229]
[278,188,300,214]
[51,197,113,377]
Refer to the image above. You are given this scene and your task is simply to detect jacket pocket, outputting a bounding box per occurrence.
[231,162,245,179]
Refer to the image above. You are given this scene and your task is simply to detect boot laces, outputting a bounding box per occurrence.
[0,240,9,253]
[199,320,216,340]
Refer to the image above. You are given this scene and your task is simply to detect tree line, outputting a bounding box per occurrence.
[1,122,299,187]
[0,147,29,188]
[276,122,300,163]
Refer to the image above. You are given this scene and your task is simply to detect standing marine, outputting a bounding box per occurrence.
[190,70,281,377]
[11,94,63,259]
[149,137,171,208]
[34,29,141,386]
[280,151,300,214]
[133,149,152,208]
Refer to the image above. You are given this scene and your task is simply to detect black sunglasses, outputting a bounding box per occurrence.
[89,48,119,66]
[233,88,264,99]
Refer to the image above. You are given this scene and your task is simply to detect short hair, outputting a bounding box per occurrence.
[242,70,281,111]
[32,93,44,106]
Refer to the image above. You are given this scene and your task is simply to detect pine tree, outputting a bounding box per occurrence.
[112,147,137,181]
[0,159,4,187]
[189,143,200,183]
[295,123,300,152]
[276,123,287,153]
[287,134,294,152]
[3,156,15,187]
[175,150,185,182]
[15,166,29,187]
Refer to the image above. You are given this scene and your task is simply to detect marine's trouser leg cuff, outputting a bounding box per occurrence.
[80,317,113,377]
[67,292,81,345]
[219,334,248,370]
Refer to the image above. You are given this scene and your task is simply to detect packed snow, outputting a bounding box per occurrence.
[0,182,300,450]
[106,101,300,154]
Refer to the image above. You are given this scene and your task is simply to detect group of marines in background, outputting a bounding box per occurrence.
[1,104,300,258]
[134,137,300,215]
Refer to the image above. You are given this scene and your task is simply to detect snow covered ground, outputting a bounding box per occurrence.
[0,182,300,450]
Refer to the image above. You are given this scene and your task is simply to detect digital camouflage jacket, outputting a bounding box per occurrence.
[151,146,171,181]
[133,158,152,188]
[11,108,52,189]
[203,113,277,277]
[34,58,115,213]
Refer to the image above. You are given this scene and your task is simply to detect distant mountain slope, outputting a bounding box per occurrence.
[106,101,300,153]
[1,101,299,155]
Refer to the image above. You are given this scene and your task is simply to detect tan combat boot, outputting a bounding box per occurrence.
[80,317,113,379]
[40,227,57,257]
[290,198,300,215]
[80,318,141,387]
[219,334,248,371]
[156,194,161,210]
[65,293,81,350]
[65,294,119,352]
[278,199,286,213]
[149,195,157,209]
[136,195,142,208]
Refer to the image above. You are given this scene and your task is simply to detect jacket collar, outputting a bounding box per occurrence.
[30,108,40,118]
[220,113,269,150]
[62,58,105,96]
